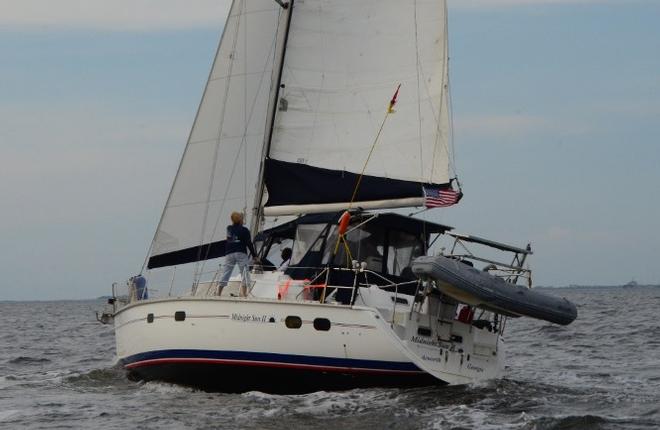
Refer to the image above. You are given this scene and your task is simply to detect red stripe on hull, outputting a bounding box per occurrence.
[125,357,425,375]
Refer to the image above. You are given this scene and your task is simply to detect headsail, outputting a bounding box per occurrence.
[148,0,286,269]
[263,0,454,216]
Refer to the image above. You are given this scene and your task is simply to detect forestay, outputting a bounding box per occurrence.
[264,0,453,215]
[148,0,286,269]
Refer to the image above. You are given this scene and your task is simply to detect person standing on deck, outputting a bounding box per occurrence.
[218,212,257,297]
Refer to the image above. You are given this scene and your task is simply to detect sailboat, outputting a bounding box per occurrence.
[103,0,577,394]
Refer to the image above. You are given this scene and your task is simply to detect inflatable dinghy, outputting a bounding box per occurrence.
[412,256,577,325]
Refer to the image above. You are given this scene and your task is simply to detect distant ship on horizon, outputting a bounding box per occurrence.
[622,280,639,289]
[563,280,659,289]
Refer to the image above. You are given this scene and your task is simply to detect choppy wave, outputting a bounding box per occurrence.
[0,409,22,423]
[64,366,130,389]
[528,414,609,430]
[7,356,51,365]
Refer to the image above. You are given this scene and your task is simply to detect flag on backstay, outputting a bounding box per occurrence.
[387,84,401,113]
[423,186,461,208]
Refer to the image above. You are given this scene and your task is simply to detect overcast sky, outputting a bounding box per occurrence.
[1,0,658,300]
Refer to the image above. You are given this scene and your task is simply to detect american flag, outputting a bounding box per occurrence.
[423,186,462,208]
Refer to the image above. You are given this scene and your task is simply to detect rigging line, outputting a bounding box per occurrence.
[335,235,353,268]
[414,0,424,179]
[243,0,249,216]
[428,0,449,183]
[447,70,458,181]
[307,2,326,162]
[408,207,431,217]
[139,0,241,275]
[430,0,455,184]
[332,86,399,261]
[194,0,244,283]
[348,112,389,207]
[197,8,282,278]
[347,85,400,209]
[444,0,457,181]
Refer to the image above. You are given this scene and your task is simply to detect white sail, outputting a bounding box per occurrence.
[148,0,286,268]
[148,0,455,268]
[264,0,452,211]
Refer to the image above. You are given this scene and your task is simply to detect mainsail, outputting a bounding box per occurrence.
[148,1,286,269]
[148,0,455,269]
[263,0,453,215]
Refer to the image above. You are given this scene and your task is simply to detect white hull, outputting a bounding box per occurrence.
[113,279,504,393]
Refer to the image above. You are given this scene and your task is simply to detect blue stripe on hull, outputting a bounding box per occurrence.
[121,349,422,373]
[120,349,441,394]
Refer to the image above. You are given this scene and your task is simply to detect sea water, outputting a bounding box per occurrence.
[1,287,659,429]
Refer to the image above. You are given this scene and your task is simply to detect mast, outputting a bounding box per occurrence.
[251,0,295,235]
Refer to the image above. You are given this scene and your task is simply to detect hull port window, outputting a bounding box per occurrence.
[285,316,302,329]
[313,318,331,331]
[174,311,186,321]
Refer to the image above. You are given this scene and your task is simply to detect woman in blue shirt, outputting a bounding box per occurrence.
[218,212,257,297]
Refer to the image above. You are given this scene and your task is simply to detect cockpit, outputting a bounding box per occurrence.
[257,212,452,296]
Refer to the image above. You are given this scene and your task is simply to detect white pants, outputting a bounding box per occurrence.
[219,252,251,288]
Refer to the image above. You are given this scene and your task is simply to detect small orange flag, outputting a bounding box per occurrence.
[387,84,401,113]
